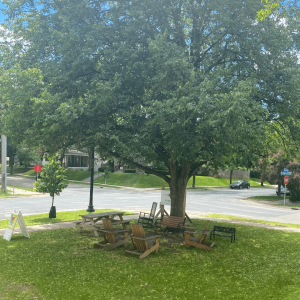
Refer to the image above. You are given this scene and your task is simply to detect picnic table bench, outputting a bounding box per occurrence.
[155,215,186,237]
[76,211,130,237]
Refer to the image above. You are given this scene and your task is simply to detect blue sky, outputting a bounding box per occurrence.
[0,3,8,23]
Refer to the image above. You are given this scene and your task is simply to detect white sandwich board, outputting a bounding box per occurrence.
[3,210,30,241]
[161,190,171,206]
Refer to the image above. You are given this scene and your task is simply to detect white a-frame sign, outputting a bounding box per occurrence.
[3,210,30,241]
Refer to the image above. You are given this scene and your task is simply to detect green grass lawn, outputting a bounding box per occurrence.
[94,173,167,188]
[23,169,91,181]
[0,165,33,174]
[1,218,300,299]
[0,209,134,229]
[200,214,300,229]
[0,190,30,198]
[22,169,37,176]
[94,173,268,188]
[64,170,91,181]
[247,195,287,201]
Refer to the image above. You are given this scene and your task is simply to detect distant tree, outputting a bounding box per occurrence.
[103,166,111,185]
[267,151,289,197]
[286,161,300,202]
[16,146,39,167]
[34,156,68,218]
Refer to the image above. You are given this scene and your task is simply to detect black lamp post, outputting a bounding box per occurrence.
[86,147,95,212]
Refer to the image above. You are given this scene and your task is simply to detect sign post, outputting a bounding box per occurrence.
[34,164,42,180]
[284,176,289,206]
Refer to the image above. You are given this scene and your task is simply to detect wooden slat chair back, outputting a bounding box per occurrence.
[185,221,215,251]
[149,202,157,218]
[125,223,160,259]
[94,219,130,251]
[137,202,158,228]
[102,219,118,244]
[155,215,186,237]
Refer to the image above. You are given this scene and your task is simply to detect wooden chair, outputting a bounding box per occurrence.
[94,219,130,251]
[185,221,215,251]
[125,223,160,259]
[137,202,158,228]
[155,215,186,237]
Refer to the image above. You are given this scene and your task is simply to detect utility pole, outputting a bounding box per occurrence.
[1,135,7,192]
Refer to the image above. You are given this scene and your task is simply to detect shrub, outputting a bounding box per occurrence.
[98,167,114,173]
[250,170,261,178]
[124,169,136,173]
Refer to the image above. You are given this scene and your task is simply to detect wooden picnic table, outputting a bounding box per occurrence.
[76,211,131,237]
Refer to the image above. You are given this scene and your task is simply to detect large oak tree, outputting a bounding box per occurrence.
[1,0,300,216]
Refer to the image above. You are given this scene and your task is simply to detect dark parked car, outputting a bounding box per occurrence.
[230,180,250,189]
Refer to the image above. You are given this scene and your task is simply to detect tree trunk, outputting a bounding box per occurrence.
[9,156,14,175]
[277,183,281,198]
[260,168,265,186]
[169,162,190,217]
[192,175,195,188]
[230,170,233,184]
[52,196,55,206]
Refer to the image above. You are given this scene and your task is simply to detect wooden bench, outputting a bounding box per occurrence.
[210,226,236,243]
[155,215,186,237]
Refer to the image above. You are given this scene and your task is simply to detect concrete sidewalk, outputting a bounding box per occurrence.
[1,210,300,237]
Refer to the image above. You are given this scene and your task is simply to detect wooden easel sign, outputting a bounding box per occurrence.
[3,210,30,241]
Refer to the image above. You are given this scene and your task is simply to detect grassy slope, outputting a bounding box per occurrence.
[94,173,167,188]
[95,173,268,188]
[0,219,299,299]
[23,169,91,181]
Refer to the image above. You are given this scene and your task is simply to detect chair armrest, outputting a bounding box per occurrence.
[177,221,185,228]
[131,235,160,241]
[99,229,130,234]
[185,230,210,235]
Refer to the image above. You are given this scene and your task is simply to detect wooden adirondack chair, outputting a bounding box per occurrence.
[185,221,215,251]
[94,219,130,251]
[125,223,160,259]
[137,202,158,228]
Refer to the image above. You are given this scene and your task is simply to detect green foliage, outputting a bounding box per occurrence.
[34,155,68,206]
[1,0,300,216]
[16,147,39,167]
[287,162,300,202]
[257,0,280,21]
[1,221,300,299]
[250,170,261,179]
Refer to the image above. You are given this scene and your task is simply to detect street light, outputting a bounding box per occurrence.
[86,147,95,212]
[1,135,7,192]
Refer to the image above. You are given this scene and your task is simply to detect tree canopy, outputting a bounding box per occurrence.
[1,0,300,216]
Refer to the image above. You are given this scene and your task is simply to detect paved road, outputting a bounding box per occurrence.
[1,176,300,224]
